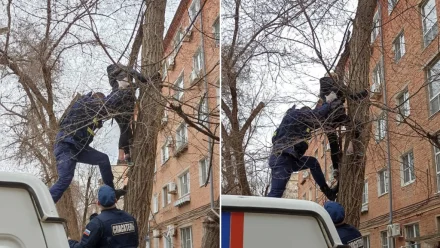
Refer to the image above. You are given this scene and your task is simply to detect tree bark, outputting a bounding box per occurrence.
[338,0,376,228]
[123,1,166,247]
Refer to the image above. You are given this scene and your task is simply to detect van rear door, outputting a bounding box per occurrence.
[0,186,47,247]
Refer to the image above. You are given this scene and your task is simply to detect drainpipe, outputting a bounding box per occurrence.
[199,1,217,216]
[378,2,394,247]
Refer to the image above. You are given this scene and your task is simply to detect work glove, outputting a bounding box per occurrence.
[325,91,338,103]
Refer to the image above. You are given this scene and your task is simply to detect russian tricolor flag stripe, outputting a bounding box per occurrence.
[222,212,244,248]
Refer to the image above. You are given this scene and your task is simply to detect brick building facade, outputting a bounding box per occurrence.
[295,0,440,247]
[148,0,220,247]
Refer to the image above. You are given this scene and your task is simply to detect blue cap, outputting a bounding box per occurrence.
[324,201,345,224]
[98,185,116,207]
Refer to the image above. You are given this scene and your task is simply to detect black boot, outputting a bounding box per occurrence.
[115,188,127,200]
[320,184,338,201]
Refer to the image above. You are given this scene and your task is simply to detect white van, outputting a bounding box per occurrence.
[0,172,69,248]
[221,195,351,248]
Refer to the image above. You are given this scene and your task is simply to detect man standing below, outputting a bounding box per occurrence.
[68,185,139,247]
[49,92,126,203]
[324,201,363,246]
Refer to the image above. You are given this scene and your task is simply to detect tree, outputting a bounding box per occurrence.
[122,1,167,247]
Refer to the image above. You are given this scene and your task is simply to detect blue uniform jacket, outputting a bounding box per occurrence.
[57,92,107,148]
[336,223,362,245]
[271,103,331,158]
[69,208,139,248]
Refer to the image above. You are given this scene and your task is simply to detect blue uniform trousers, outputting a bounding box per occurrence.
[267,154,327,197]
[49,141,115,203]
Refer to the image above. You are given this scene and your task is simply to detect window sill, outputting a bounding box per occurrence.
[378,192,389,198]
[401,179,415,188]
[174,143,189,157]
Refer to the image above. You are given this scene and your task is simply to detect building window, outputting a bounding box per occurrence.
[174,75,184,101]
[154,235,159,248]
[213,17,219,46]
[314,149,318,158]
[371,10,380,43]
[397,90,410,120]
[422,0,438,47]
[302,193,307,200]
[393,32,405,62]
[388,0,397,14]
[405,223,420,248]
[381,231,390,248]
[162,62,168,80]
[180,226,193,248]
[199,157,209,186]
[176,123,188,150]
[193,49,203,73]
[375,113,387,142]
[162,186,171,207]
[362,180,369,205]
[161,141,169,165]
[173,30,184,51]
[434,146,440,192]
[427,61,440,115]
[378,169,389,196]
[153,194,158,213]
[179,171,190,197]
[372,61,383,93]
[197,98,209,125]
[402,151,415,185]
[188,0,200,23]
[362,235,370,248]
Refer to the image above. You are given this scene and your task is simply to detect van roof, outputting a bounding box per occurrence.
[221,195,342,245]
[0,171,61,221]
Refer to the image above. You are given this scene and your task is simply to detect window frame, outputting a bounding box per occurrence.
[362,180,369,206]
[180,226,193,248]
[179,170,191,197]
[199,157,210,186]
[404,223,421,248]
[421,0,439,47]
[176,123,188,150]
[401,151,416,186]
[162,185,171,207]
[378,169,389,196]
[174,74,184,101]
[371,10,380,43]
[393,31,406,62]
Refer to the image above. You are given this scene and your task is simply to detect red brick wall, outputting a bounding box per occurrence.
[150,0,219,247]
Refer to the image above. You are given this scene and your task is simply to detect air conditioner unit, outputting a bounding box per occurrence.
[387,223,401,237]
[190,69,201,84]
[167,57,175,70]
[167,182,177,194]
[167,225,176,236]
[183,27,192,41]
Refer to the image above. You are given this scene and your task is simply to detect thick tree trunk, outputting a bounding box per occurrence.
[338,0,376,228]
[231,135,252,195]
[201,207,220,248]
[123,1,166,247]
